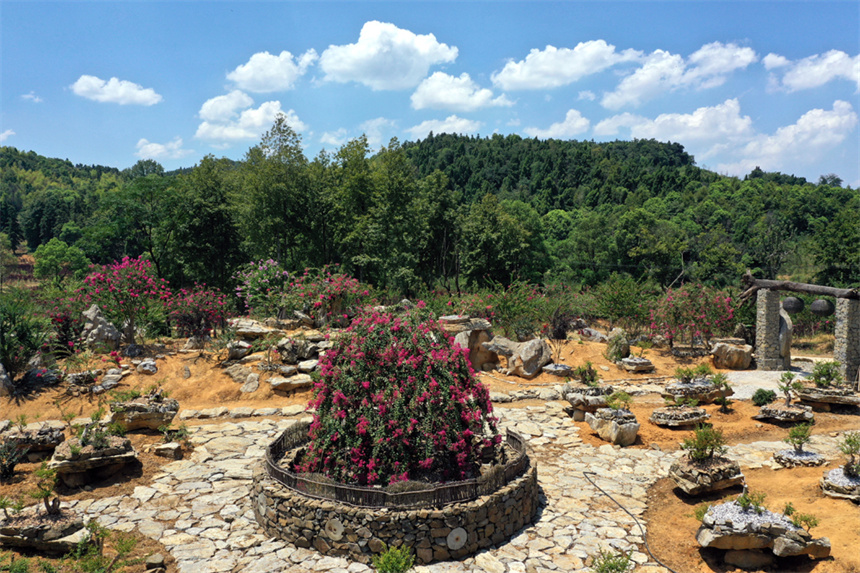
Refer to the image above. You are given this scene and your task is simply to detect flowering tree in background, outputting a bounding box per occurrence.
[297,309,500,486]
[649,284,735,347]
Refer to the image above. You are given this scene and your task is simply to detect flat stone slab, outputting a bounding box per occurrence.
[797,387,860,407]
[0,513,86,553]
[649,406,709,427]
[270,374,313,392]
[753,403,814,423]
[620,357,654,373]
[773,449,826,468]
[669,457,744,495]
[542,363,572,377]
[108,397,179,431]
[663,379,733,404]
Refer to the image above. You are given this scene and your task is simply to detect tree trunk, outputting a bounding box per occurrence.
[740,272,859,300]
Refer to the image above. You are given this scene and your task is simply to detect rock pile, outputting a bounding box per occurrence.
[669,457,743,495]
[649,405,709,427]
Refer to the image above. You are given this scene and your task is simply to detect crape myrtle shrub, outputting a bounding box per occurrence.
[235,261,374,324]
[166,284,229,338]
[648,284,735,347]
[296,308,500,486]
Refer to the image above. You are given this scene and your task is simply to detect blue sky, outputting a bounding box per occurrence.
[2,1,858,185]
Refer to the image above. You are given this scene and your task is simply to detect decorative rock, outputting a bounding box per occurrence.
[0,512,86,553]
[137,359,158,375]
[240,374,260,394]
[481,337,551,379]
[753,403,814,423]
[710,342,753,370]
[585,408,639,446]
[270,374,313,392]
[122,344,144,358]
[80,304,121,351]
[663,378,733,405]
[225,364,254,384]
[605,328,630,362]
[810,299,835,317]
[649,406,709,427]
[227,341,252,361]
[564,385,614,421]
[229,318,274,339]
[542,363,572,377]
[1,425,65,453]
[669,457,744,495]
[773,449,825,467]
[620,356,654,373]
[446,527,467,550]
[183,336,210,350]
[298,359,319,373]
[21,368,63,388]
[49,436,138,487]
[155,442,182,459]
[66,371,97,386]
[782,297,804,314]
[577,328,606,343]
[796,386,860,407]
[145,553,166,570]
[454,323,499,372]
[820,467,860,502]
[778,308,793,369]
[108,394,179,432]
[182,366,191,379]
[325,518,344,541]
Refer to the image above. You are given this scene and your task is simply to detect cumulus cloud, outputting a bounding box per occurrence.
[523,109,590,139]
[633,99,753,142]
[320,128,348,147]
[227,50,318,93]
[411,72,512,111]
[601,42,757,109]
[593,112,645,137]
[491,40,642,90]
[199,90,254,122]
[0,130,14,143]
[406,115,481,139]
[21,92,43,103]
[196,100,307,142]
[578,90,596,101]
[718,100,858,174]
[70,75,162,105]
[766,50,860,91]
[361,117,398,148]
[319,21,457,90]
[135,137,194,160]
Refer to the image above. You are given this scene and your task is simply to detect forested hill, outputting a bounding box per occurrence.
[1,128,858,297]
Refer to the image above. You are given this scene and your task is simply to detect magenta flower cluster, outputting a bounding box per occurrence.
[648,284,735,347]
[297,310,500,486]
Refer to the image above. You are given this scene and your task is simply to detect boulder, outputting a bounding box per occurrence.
[154,442,182,459]
[481,337,551,379]
[49,435,138,487]
[585,408,639,446]
[605,328,630,362]
[649,406,710,427]
[107,395,179,432]
[136,359,158,375]
[711,342,753,370]
[80,304,121,351]
[669,456,744,495]
[542,363,572,377]
[663,378,733,405]
[227,341,252,361]
[452,320,499,372]
[228,318,274,340]
[1,424,65,454]
[270,374,313,393]
[183,336,210,350]
[577,328,607,343]
[298,359,319,373]
[0,511,86,553]
[563,385,614,421]
[225,364,254,384]
[753,403,814,423]
[620,356,654,373]
[697,501,830,561]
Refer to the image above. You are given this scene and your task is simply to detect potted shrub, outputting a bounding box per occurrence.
[663,364,733,405]
[820,431,860,502]
[668,424,744,495]
[585,391,639,447]
[773,423,825,467]
[754,372,813,423]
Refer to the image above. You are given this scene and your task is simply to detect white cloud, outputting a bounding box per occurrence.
[21,92,43,103]
[135,137,194,160]
[578,90,596,101]
[767,50,860,91]
[70,75,162,105]
[593,112,644,137]
[361,117,398,148]
[196,101,307,142]
[523,109,590,139]
[491,41,642,90]
[320,128,348,147]
[226,50,318,93]
[411,72,512,111]
[763,53,790,70]
[631,99,753,143]
[405,115,481,140]
[601,42,757,109]
[718,100,858,174]
[0,129,14,142]
[319,21,457,90]
[199,90,254,122]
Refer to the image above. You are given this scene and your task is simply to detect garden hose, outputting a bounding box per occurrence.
[582,471,682,573]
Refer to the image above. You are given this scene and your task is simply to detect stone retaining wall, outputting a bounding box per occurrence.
[252,461,539,564]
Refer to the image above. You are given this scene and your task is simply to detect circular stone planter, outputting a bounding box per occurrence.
[773,449,825,468]
[649,406,709,427]
[252,422,539,564]
[820,467,860,502]
[753,403,814,423]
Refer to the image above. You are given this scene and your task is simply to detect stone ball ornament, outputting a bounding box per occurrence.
[810,299,835,316]
[781,296,804,314]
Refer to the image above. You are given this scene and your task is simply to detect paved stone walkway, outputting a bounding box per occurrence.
[61,403,850,573]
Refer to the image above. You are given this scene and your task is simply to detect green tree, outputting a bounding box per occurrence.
[33,237,90,284]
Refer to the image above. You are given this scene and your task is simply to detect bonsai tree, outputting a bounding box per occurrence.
[681,424,727,462]
[784,423,812,453]
[839,431,860,477]
[810,361,844,388]
[777,372,804,406]
[606,391,632,411]
[0,440,28,481]
[572,362,600,386]
[711,373,732,413]
[30,462,60,515]
[298,310,500,486]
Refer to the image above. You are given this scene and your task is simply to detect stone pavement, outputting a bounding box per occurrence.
[60,403,850,573]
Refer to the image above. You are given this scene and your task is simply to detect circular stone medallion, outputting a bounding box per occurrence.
[325,518,344,541]
[447,527,467,550]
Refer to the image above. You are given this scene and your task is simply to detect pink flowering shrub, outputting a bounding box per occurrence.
[80,257,171,344]
[281,265,374,326]
[296,310,500,486]
[649,284,735,347]
[166,284,229,338]
[234,259,292,317]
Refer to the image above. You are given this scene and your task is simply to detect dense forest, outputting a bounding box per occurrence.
[1,115,858,298]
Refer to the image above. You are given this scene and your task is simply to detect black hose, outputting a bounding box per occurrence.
[582,471,683,573]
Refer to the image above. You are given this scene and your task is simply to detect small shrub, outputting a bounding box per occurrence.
[0,291,48,383]
[682,424,727,462]
[736,490,767,514]
[30,463,60,515]
[606,391,632,411]
[590,548,632,573]
[785,423,812,453]
[691,503,711,522]
[0,553,30,573]
[790,512,819,533]
[572,362,600,386]
[839,431,860,477]
[0,496,24,521]
[166,284,228,338]
[109,389,141,403]
[674,366,695,383]
[372,544,414,573]
[752,388,777,406]
[712,373,732,413]
[0,440,28,481]
[810,361,843,388]
[783,501,795,517]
